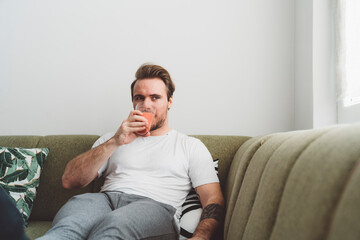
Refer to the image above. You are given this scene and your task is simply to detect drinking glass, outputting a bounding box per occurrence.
[135,103,156,136]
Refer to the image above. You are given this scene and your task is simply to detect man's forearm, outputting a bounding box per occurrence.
[192,203,225,240]
[62,137,119,189]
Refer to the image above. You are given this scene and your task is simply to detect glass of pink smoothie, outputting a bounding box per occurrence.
[135,103,155,136]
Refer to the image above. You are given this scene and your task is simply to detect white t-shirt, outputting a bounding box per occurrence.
[92,129,219,222]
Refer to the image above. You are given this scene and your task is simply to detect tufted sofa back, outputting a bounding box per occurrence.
[0,135,99,220]
[224,123,360,240]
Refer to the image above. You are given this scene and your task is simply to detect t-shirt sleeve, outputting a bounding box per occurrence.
[92,132,114,177]
[188,139,219,188]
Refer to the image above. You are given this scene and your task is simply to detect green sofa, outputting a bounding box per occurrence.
[1,122,360,240]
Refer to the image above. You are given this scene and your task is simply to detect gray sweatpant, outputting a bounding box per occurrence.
[36,192,178,240]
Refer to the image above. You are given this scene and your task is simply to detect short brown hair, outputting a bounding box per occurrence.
[131,64,175,101]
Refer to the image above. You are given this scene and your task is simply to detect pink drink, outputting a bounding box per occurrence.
[137,112,154,135]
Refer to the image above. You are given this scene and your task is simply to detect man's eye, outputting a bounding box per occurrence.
[134,96,144,101]
[152,96,160,100]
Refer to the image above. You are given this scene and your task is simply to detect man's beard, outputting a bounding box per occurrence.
[150,114,166,132]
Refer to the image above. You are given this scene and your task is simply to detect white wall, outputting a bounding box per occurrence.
[313,0,337,128]
[295,0,313,130]
[294,0,337,130]
[0,0,295,136]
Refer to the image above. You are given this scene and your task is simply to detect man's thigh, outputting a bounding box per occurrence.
[38,192,112,240]
[89,196,178,240]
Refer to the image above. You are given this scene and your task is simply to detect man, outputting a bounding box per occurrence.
[38,64,224,240]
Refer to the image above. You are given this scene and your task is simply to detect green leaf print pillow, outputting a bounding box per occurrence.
[0,147,49,226]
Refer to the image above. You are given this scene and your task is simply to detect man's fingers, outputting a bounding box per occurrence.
[127,122,146,128]
[129,113,148,124]
[128,110,141,117]
[129,110,143,118]
[122,120,146,132]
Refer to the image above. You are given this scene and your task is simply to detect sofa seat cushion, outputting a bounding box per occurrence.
[25,221,52,240]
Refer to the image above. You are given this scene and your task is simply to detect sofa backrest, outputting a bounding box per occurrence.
[0,134,250,223]
[190,135,250,191]
[224,123,360,240]
[0,135,99,221]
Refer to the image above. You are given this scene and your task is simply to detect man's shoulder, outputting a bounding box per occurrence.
[171,130,198,141]
[170,130,204,148]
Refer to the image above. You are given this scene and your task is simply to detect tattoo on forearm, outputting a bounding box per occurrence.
[200,203,225,223]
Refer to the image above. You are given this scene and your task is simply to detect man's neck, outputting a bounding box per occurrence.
[150,125,171,136]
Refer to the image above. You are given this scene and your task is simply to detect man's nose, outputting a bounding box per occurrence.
[143,98,152,108]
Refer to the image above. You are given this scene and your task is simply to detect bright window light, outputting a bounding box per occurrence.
[344,0,360,106]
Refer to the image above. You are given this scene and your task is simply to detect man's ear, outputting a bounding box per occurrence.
[168,97,173,110]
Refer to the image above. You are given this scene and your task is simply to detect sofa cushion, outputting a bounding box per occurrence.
[191,135,250,191]
[25,221,52,239]
[224,123,360,240]
[0,147,49,226]
[33,135,100,221]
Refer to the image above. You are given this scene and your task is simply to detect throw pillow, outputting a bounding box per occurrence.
[179,158,219,239]
[0,147,49,226]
